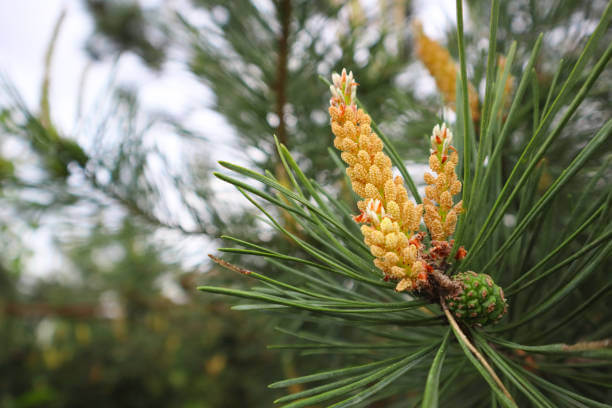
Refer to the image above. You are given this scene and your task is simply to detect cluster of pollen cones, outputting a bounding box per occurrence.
[329,69,465,295]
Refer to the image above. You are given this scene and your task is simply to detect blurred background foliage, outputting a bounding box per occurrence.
[0,0,609,406]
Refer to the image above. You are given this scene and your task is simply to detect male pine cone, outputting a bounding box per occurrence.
[445,271,508,326]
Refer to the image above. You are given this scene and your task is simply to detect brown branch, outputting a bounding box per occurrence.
[440,296,515,404]
[430,269,461,297]
[2,302,100,319]
[275,0,291,148]
[1,297,205,320]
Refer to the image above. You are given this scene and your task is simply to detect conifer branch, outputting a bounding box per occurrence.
[440,296,515,404]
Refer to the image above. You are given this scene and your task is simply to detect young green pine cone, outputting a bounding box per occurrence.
[445,271,507,327]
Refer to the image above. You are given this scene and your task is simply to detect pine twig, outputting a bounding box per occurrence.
[274,0,291,148]
[440,296,515,403]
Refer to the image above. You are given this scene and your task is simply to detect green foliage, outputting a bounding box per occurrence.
[205,1,612,406]
[0,221,283,408]
[84,0,168,69]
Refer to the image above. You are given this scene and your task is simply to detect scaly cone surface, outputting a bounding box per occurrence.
[445,271,508,326]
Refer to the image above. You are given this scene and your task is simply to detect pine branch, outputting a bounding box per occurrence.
[275,0,291,148]
[440,296,515,405]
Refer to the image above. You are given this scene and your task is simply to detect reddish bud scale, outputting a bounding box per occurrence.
[455,247,467,260]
